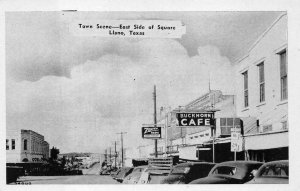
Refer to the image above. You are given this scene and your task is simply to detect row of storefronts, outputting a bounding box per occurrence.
[125,13,288,166]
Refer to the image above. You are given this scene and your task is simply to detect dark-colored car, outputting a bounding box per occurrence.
[247,160,288,184]
[115,167,134,183]
[189,161,263,184]
[161,162,216,184]
[123,165,148,184]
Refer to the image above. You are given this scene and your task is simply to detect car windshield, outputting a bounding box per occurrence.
[212,166,237,176]
[171,166,190,174]
[259,164,289,178]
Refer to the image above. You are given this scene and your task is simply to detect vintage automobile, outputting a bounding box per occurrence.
[114,167,134,183]
[138,166,171,184]
[123,165,148,184]
[189,161,263,184]
[161,162,216,184]
[246,160,288,184]
[111,168,121,179]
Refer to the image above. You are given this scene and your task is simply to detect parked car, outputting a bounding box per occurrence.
[111,168,121,179]
[138,166,171,184]
[247,160,288,184]
[161,162,216,184]
[123,165,148,184]
[99,168,111,175]
[115,167,134,183]
[189,161,263,184]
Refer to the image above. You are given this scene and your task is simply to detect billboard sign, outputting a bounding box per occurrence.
[142,127,162,139]
[176,112,215,127]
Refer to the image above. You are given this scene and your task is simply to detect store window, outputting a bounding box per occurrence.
[279,50,287,100]
[242,71,249,107]
[258,62,265,102]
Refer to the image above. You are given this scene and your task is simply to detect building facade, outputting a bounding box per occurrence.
[125,13,288,165]
[234,13,288,162]
[6,129,50,163]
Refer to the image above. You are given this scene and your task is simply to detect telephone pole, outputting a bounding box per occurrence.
[117,132,127,167]
[153,85,158,158]
[114,141,117,168]
[109,147,111,164]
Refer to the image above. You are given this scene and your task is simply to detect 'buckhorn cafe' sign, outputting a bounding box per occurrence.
[176,112,215,127]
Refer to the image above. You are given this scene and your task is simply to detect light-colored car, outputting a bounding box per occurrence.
[138,166,171,184]
[123,166,148,184]
[247,160,288,184]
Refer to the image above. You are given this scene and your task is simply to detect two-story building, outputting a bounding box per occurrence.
[234,13,288,162]
[6,129,50,163]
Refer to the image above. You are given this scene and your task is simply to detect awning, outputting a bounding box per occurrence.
[244,130,288,150]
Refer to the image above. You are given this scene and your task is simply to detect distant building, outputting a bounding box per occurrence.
[234,13,288,162]
[6,129,50,163]
[165,90,237,161]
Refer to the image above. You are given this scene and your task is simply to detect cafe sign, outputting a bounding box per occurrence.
[176,112,215,127]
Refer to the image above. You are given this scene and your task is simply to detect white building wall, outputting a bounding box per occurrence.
[234,14,287,133]
[6,130,21,163]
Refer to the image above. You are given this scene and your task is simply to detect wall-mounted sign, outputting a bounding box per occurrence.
[142,127,162,139]
[176,112,215,127]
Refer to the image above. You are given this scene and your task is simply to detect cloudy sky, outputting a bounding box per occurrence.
[6,11,282,153]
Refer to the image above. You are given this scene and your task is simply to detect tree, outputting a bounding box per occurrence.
[50,146,60,161]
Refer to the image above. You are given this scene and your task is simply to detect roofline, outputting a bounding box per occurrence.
[234,12,287,64]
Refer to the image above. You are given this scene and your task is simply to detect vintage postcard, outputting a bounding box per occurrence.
[1,1,299,190]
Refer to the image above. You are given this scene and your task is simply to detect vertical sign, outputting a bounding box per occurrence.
[231,127,243,152]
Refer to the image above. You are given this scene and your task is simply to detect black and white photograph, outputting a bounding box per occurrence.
[2,2,297,188]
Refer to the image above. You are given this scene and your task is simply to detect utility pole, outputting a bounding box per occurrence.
[114,141,117,168]
[153,85,158,158]
[109,147,111,164]
[117,132,127,167]
[105,149,107,162]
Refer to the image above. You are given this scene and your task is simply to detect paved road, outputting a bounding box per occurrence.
[82,162,101,175]
[14,175,119,184]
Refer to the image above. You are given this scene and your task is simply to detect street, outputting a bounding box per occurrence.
[12,175,119,184]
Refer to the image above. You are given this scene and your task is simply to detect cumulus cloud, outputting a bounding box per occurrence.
[6,38,234,153]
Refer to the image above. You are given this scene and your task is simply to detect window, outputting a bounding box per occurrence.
[6,139,9,150]
[258,62,265,102]
[282,121,288,130]
[11,139,15,150]
[220,118,241,136]
[212,166,237,176]
[280,50,287,100]
[263,125,272,132]
[242,71,249,107]
[24,139,27,150]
